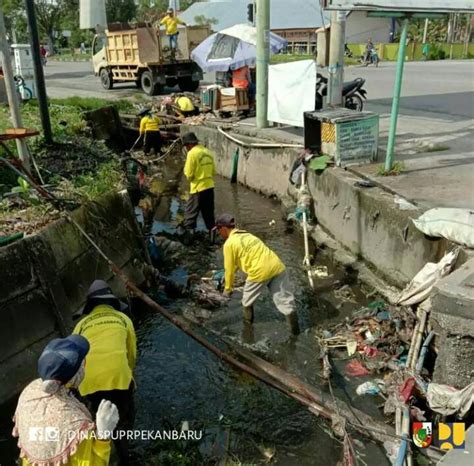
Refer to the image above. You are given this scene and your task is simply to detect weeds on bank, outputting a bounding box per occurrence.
[377,161,406,176]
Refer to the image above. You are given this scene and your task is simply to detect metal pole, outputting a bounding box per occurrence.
[385,18,409,172]
[422,18,429,44]
[25,0,53,144]
[327,10,345,107]
[256,0,270,129]
[0,4,31,169]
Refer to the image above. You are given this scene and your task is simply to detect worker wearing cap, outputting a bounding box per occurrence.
[73,280,137,465]
[214,214,300,335]
[182,132,216,236]
[160,8,186,50]
[138,108,161,155]
[13,335,119,466]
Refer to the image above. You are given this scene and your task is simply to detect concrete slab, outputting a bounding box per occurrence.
[438,425,474,466]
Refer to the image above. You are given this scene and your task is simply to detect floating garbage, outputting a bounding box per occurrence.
[356,380,385,396]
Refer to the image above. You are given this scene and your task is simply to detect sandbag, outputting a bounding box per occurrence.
[412,208,474,248]
[396,250,458,306]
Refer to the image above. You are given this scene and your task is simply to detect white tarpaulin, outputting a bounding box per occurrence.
[268,60,316,128]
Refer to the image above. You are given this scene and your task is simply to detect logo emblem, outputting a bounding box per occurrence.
[413,422,432,448]
[438,423,465,450]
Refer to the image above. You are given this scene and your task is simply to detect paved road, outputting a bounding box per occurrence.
[44,59,474,118]
[43,59,473,209]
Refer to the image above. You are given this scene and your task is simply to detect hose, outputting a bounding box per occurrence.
[217,126,304,149]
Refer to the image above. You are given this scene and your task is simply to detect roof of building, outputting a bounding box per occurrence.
[179,0,330,31]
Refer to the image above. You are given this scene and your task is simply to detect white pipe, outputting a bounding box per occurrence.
[300,170,314,289]
[217,126,304,149]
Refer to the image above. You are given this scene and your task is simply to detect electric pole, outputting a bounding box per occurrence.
[327,10,346,107]
[256,0,270,129]
[422,18,429,43]
[0,3,31,169]
[25,0,53,144]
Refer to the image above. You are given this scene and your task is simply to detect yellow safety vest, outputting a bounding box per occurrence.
[183,144,216,194]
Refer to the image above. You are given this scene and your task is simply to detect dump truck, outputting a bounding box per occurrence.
[92,22,209,96]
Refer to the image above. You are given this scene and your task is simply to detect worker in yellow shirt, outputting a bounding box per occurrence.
[138,108,161,155]
[214,213,300,335]
[73,280,137,466]
[181,132,216,239]
[160,8,186,50]
[13,335,119,466]
[175,95,199,118]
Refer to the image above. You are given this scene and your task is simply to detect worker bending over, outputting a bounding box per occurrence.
[73,280,137,466]
[175,95,199,118]
[13,335,119,466]
[138,108,161,155]
[214,214,300,335]
[182,132,216,239]
[160,8,186,51]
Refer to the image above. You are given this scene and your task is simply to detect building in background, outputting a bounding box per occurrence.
[179,0,392,54]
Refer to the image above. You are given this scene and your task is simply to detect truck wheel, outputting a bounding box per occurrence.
[178,77,200,92]
[100,69,113,90]
[141,71,161,96]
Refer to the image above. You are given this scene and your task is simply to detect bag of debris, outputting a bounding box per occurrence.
[412,208,474,248]
[396,250,458,306]
[426,382,474,418]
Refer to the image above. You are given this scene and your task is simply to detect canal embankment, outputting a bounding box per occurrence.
[181,122,474,389]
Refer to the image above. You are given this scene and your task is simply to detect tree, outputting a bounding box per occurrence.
[34,0,73,51]
[3,0,28,42]
[194,15,218,28]
[106,0,137,24]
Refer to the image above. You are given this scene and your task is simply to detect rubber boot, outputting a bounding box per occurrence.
[286,312,300,335]
[242,305,254,324]
[241,321,255,345]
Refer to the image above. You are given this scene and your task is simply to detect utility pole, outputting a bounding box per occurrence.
[0,4,31,169]
[422,18,429,43]
[385,18,409,173]
[25,0,53,144]
[327,10,346,107]
[256,0,269,129]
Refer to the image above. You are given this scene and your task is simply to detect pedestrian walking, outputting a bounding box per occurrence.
[182,132,216,239]
[160,8,186,51]
[12,335,119,466]
[214,213,300,335]
[73,280,137,465]
[138,108,162,155]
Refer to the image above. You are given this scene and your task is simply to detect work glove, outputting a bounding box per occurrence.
[96,400,119,440]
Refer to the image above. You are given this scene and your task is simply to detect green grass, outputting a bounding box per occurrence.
[377,161,406,176]
[270,53,314,64]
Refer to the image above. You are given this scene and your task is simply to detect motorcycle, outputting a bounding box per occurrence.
[361,48,379,67]
[315,73,367,111]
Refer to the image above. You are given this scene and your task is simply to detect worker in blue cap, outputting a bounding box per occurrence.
[12,335,119,466]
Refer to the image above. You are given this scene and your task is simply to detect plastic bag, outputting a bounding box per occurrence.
[426,382,474,418]
[396,250,458,306]
[412,208,474,248]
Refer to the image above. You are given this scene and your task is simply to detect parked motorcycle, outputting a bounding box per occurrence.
[361,48,379,67]
[315,73,367,111]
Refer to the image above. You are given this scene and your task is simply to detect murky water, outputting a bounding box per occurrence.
[130,175,389,465]
[0,172,389,465]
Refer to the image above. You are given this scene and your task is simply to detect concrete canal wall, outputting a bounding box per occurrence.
[0,192,146,404]
[183,124,474,388]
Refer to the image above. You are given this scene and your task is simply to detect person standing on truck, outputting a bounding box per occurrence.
[160,8,186,51]
[138,108,162,155]
[181,132,216,240]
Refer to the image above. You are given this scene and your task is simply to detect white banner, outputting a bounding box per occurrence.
[268,59,316,127]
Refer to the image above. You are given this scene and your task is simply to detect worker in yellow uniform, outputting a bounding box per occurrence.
[175,95,199,118]
[13,335,119,466]
[214,213,300,335]
[138,108,161,155]
[181,132,216,239]
[73,280,137,466]
[160,8,186,51]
